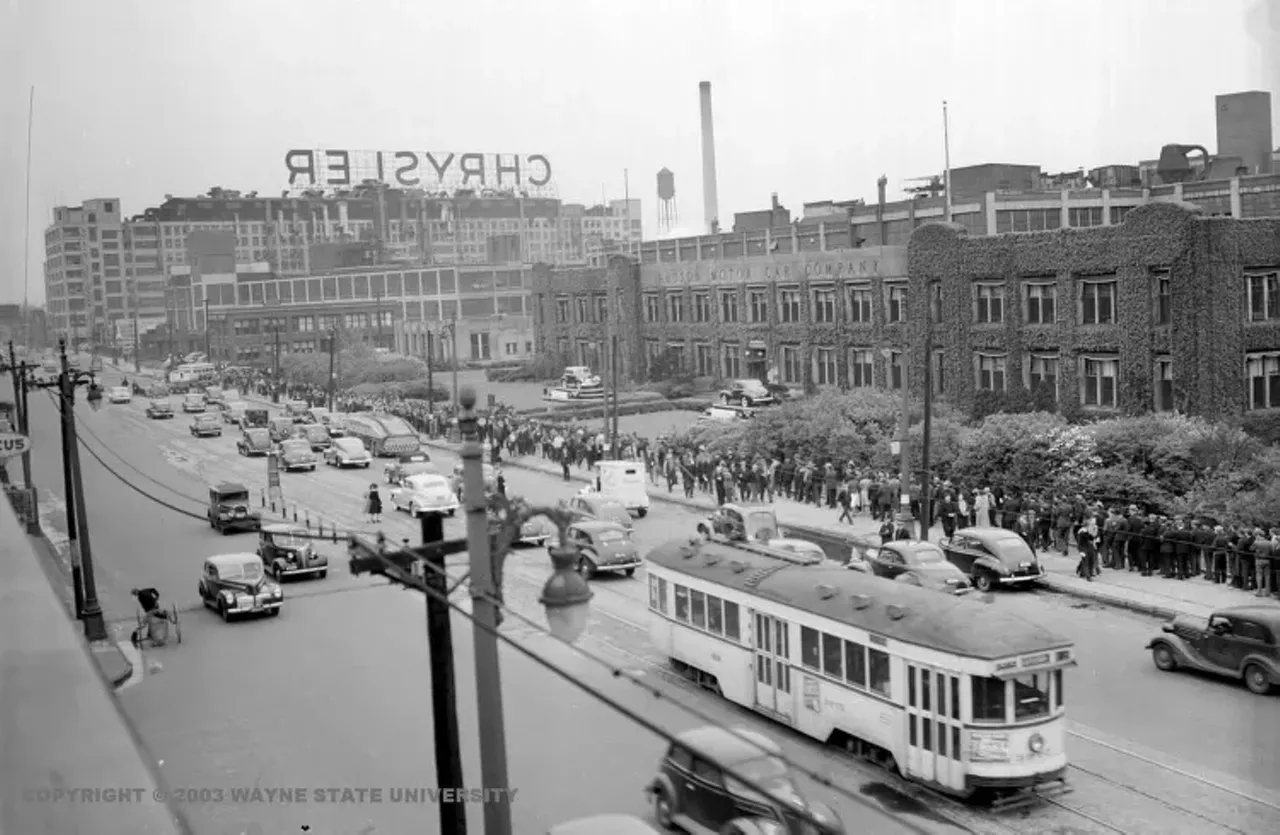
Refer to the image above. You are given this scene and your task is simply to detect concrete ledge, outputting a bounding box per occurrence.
[0,487,188,835]
[1038,574,1181,619]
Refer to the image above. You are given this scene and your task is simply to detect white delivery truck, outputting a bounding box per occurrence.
[595,460,650,518]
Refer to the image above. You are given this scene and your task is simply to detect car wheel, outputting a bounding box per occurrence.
[974,572,994,593]
[317,570,327,580]
[696,524,711,540]
[720,394,731,405]
[740,396,750,408]
[1152,644,1177,671]
[577,557,595,580]
[624,567,636,577]
[1244,663,1272,695]
[218,600,230,622]
[447,509,456,517]
[363,462,370,468]
[636,508,648,518]
[269,608,281,617]
[652,789,675,830]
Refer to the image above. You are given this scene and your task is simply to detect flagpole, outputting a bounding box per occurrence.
[624,169,633,259]
[943,100,953,223]
[23,86,35,345]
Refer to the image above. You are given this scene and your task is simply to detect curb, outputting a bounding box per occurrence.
[423,440,1202,619]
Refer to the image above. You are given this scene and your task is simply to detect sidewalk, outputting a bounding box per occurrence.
[424,439,1276,621]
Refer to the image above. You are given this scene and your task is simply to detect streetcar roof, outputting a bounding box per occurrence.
[674,725,781,764]
[647,538,1071,660]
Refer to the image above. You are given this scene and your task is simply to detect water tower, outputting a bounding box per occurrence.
[657,168,677,235]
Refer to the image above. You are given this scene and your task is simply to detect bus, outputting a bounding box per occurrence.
[645,537,1075,804]
[342,412,421,457]
[168,362,216,386]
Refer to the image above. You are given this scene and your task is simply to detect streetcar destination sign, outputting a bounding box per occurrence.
[0,432,31,459]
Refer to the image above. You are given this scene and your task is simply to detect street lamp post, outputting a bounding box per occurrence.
[348,386,593,835]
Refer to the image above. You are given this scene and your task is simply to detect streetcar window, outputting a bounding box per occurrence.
[938,720,947,757]
[952,727,961,761]
[1013,673,1050,721]
[937,672,947,716]
[690,590,707,628]
[674,585,689,621]
[844,641,867,688]
[908,666,917,707]
[868,648,891,697]
[1053,669,1064,709]
[724,602,741,641]
[951,676,961,720]
[648,576,659,610]
[657,578,668,615]
[921,669,931,712]
[707,595,724,634]
[822,634,843,679]
[922,718,932,750]
[800,627,821,670]
[909,715,917,746]
[972,676,1007,723]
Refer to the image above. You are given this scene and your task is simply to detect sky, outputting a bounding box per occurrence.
[0,0,1273,306]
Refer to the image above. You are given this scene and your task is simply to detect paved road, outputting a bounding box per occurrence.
[22,388,1280,832]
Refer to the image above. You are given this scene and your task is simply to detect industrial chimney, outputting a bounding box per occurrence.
[699,81,720,235]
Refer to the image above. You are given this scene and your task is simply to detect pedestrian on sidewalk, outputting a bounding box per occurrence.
[837,482,854,525]
[365,483,383,524]
[1076,517,1099,580]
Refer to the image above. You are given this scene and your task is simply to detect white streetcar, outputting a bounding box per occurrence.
[645,537,1076,805]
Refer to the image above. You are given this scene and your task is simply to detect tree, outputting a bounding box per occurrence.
[646,348,688,382]
[951,412,1101,493]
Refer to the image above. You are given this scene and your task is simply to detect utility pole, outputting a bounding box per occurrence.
[203,296,211,357]
[611,334,620,459]
[425,328,435,414]
[272,326,281,404]
[131,305,140,373]
[326,327,337,412]
[58,339,107,641]
[375,290,383,350]
[7,341,35,502]
[920,302,936,542]
[448,312,459,405]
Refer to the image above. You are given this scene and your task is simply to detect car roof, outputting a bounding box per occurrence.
[211,481,248,492]
[884,540,945,555]
[262,523,306,535]
[573,519,628,533]
[674,725,780,765]
[647,538,1072,660]
[955,527,1024,545]
[546,816,660,835]
[1217,605,1280,625]
[205,553,262,568]
[406,472,446,483]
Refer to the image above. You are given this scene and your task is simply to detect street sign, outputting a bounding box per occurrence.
[0,432,31,459]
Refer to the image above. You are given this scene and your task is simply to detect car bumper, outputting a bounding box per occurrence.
[999,569,1046,585]
[283,461,316,470]
[335,457,371,467]
[278,564,328,577]
[310,444,332,451]
[226,599,282,615]
[193,430,222,436]
[594,557,642,574]
[216,517,261,532]
[243,449,270,456]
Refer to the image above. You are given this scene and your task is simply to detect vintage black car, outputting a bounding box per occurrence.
[696,503,779,544]
[145,398,174,419]
[237,428,273,457]
[941,527,1046,592]
[298,422,332,451]
[182,393,206,413]
[242,407,269,429]
[719,378,774,408]
[285,400,312,423]
[206,482,261,534]
[268,416,296,443]
[557,520,641,579]
[198,553,282,621]
[559,492,633,531]
[1147,605,1280,695]
[647,725,844,834]
[257,523,328,581]
[849,539,973,594]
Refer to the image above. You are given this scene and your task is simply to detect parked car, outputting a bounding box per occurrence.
[257,523,328,581]
[145,398,174,419]
[107,385,132,404]
[940,527,1047,592]
[237,428,273,457]
[298,422,332,451]
[285,400,312,423]
[1147,605,1279,695]
[761,537,828,565]
[719,378,774,408]
[390,473,460,517]
[198,553,282,621]
[555,521,641,579]
[268,416,295,443]
[559,492,633,531]
[189,413,223,438]
[276,439,318,472]
[850,539,972,594]
[696,503,779,544]
[385,451,434,484]
[324,437,372,468]
[182,393,206,413]
[222,402,247,426]
[647,725,844,834]
[206,482,261,534]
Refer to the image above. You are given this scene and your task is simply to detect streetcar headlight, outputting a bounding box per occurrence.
[1028,733,1045,754]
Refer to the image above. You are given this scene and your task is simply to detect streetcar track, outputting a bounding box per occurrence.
[1039,794,1129,833]
[1066,762,1252,835]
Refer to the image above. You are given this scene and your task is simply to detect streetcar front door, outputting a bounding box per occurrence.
[753,613,793,722]
[905,664,965,791]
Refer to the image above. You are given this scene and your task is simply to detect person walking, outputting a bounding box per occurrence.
[1076,517,1099,580]
[365,483,383,524]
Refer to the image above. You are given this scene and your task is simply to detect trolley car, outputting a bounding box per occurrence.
[645,537,1076,804]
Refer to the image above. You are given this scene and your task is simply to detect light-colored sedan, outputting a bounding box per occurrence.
[108,385,132,404]
[391,473,460,517]
[222,402,247,425]
[324,437,373,468]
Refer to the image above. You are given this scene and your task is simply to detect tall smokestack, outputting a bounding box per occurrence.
[699,81,720,235]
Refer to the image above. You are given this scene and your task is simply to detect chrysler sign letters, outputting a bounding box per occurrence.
[285,150,553,193]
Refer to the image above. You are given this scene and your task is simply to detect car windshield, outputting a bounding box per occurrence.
[281,441,309,453]
[778,541,823,558]
[218,492,250,503]
[273,533,307,549]
[219,561,263,582]
[598,502,628,517]
[909,544,946,564]
[227,402,245,412]
[185,394,201,401]
[596,529,628,543]
[111,387,128,394]
[197,415,217,424]
[150,400,168,407]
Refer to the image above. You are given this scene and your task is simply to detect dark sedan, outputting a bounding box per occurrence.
[941,527,1047,592]
[850,539,972,594]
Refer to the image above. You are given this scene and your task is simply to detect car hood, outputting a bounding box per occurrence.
[338,447,370,458]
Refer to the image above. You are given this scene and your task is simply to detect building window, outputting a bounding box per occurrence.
[1247,271,1280,322]
[850,349,873,388]
[595,295,608,322]
[889,350,903,390]
[666,343,686,370]
[557,337,569,357]
[1081,355,1119,409]
[886,283,907,323]
[1079,279,1117,325]
[996,208,1062,233]
[643,293,660,323]
[1153,270,1171,326]
[848,283,872,323]
[576,296,590,323]
[780,345,803,384]
[748,288,769,323]
[974,283,1004,324]
[505,341,518,356]
[693,292,711,322]
[1068,207,1104,228]
[778,287,801,323]
[929,282,943,324]
[722,343,741,378]
[644,340,662,371]
[975,353,1007,391]
[667,292,684,323]
[1026,353,1059,402]
[694,342,714,376]
[813,347,838,386]
[719,291,739,323]
[1155,356,1174,412]
[1111,205,1134,224]
[1246,353,1280,410]
[812,286,836,323]
[1025,282,1057,324]
[469,332,491,360]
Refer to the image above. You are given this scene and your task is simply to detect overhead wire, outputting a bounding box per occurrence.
[70,404,208,507]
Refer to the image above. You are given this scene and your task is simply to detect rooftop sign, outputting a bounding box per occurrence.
[284,150,554,196]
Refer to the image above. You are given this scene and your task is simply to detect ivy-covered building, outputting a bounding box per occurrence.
[907,201,1280,418]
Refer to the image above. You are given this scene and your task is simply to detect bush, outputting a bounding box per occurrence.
[951,412,1101,494]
